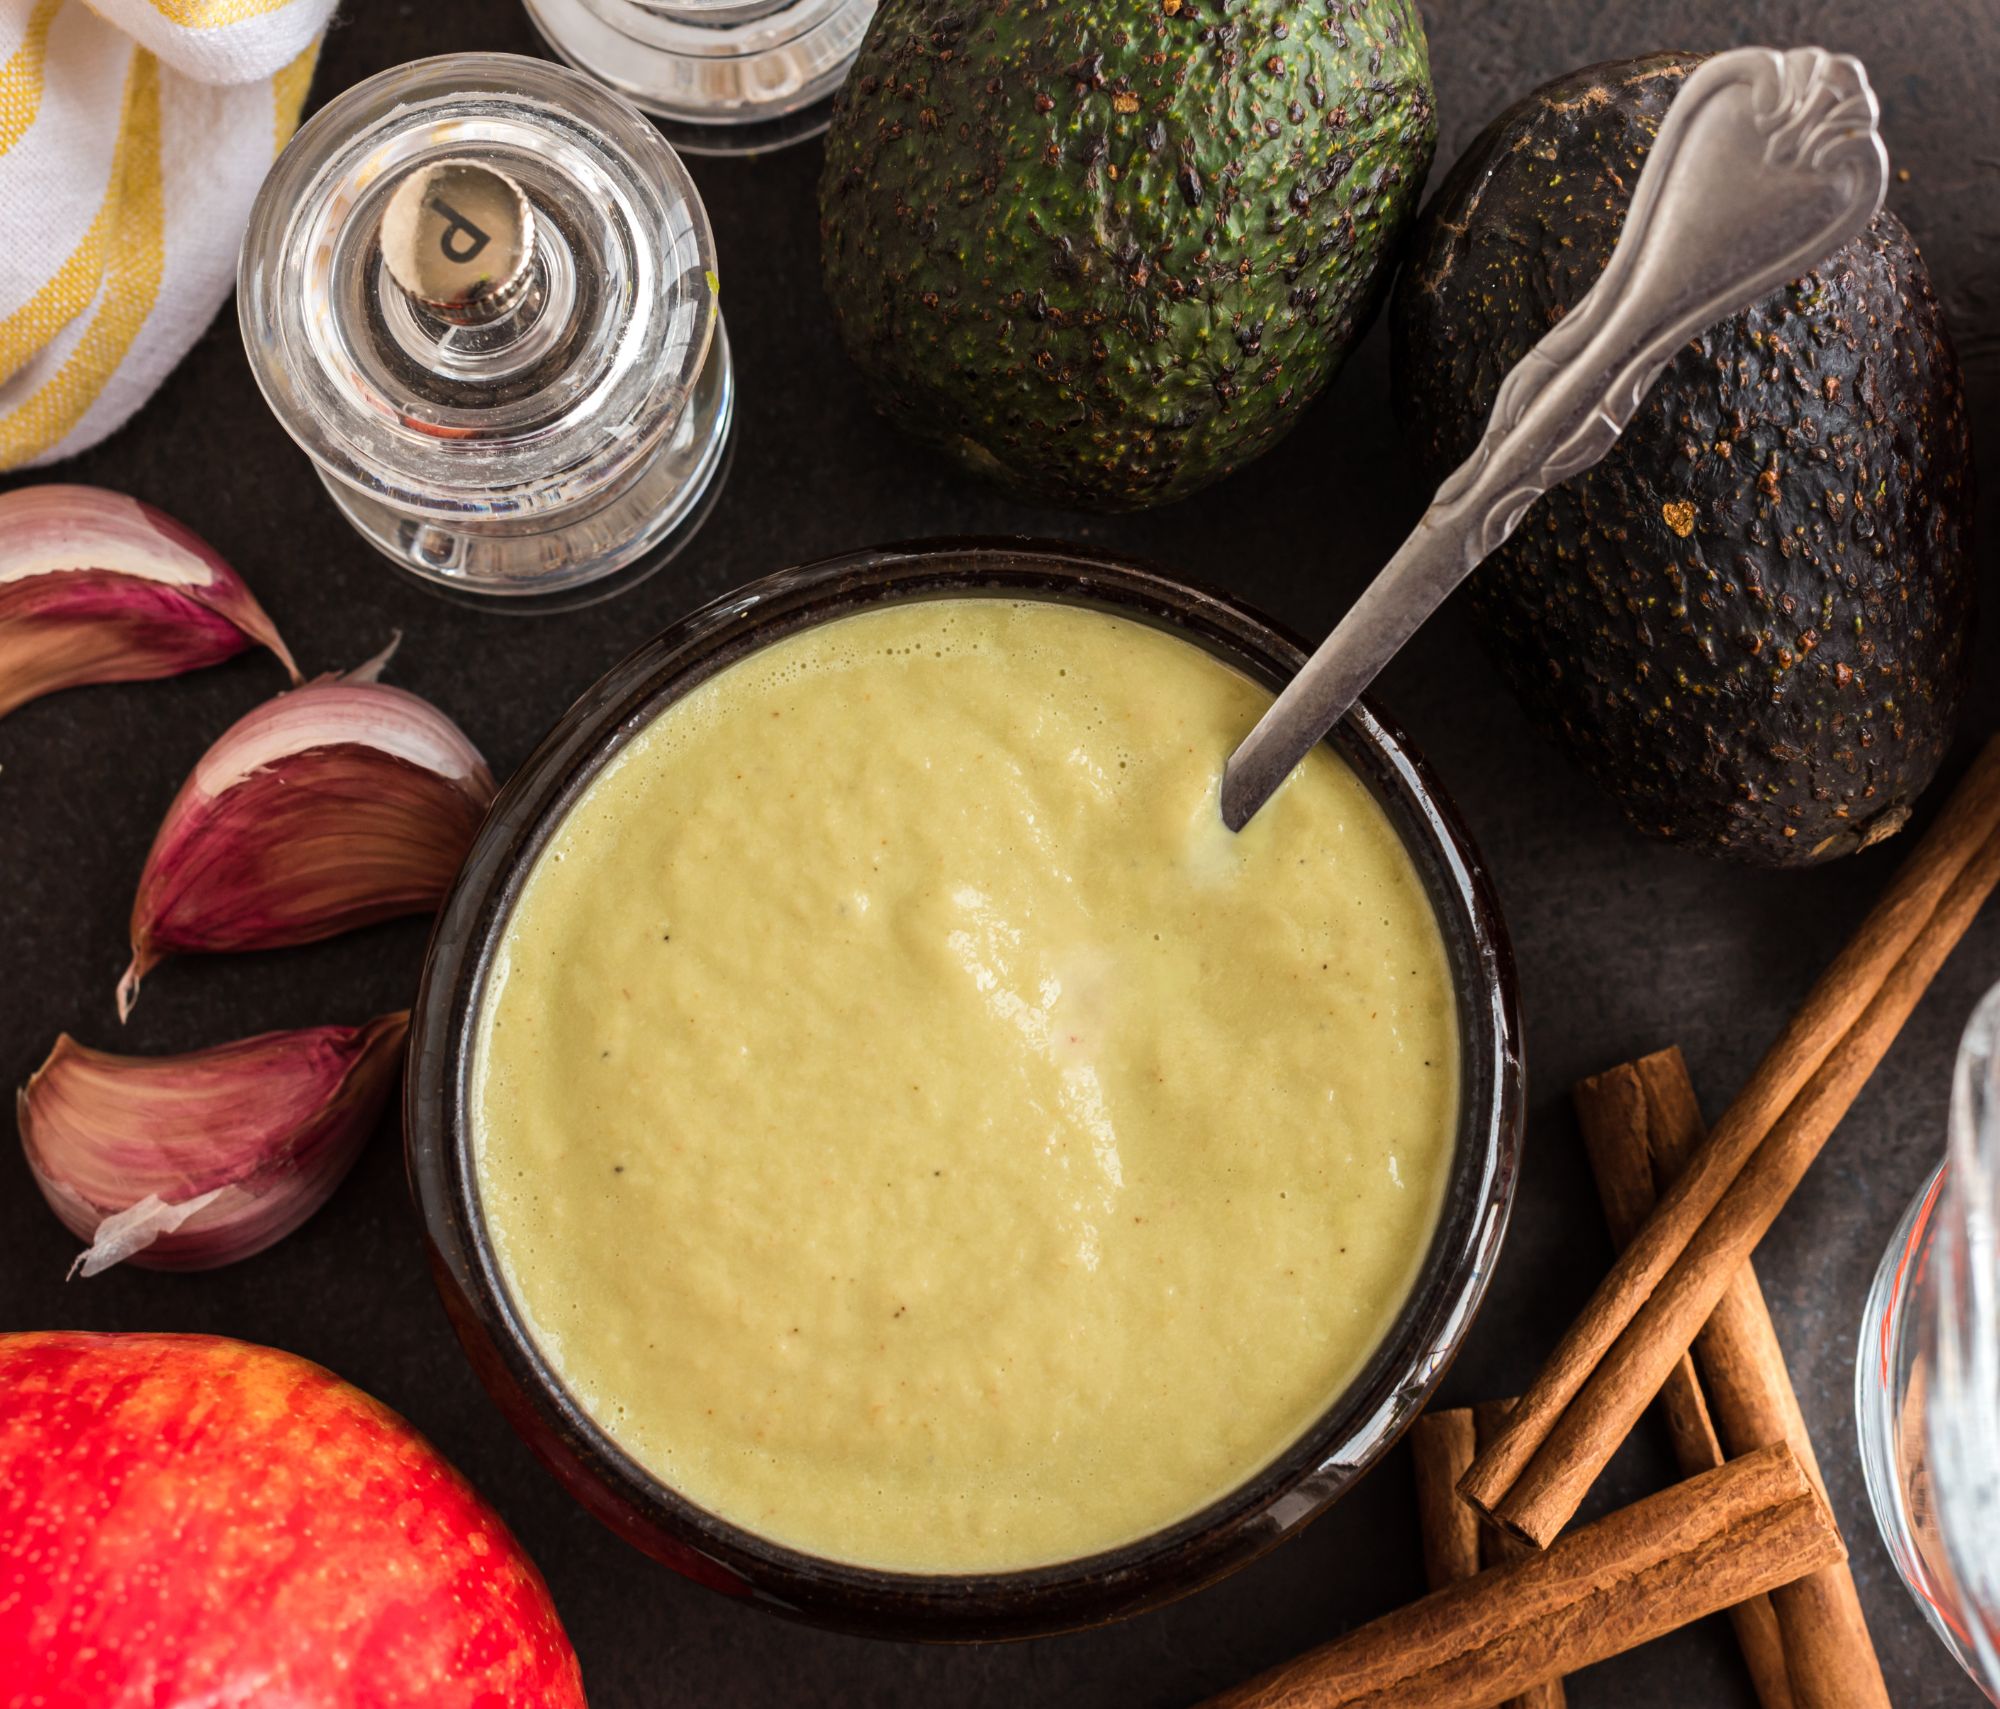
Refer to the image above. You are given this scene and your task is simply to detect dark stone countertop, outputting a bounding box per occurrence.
[2,1,1994,1703]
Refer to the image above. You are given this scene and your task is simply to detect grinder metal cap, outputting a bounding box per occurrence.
[379,158,536,325]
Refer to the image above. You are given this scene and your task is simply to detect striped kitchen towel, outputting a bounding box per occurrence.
[0,0,334,471]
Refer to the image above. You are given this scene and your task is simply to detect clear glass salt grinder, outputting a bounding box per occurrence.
[522,0,877,154]
[238,53,733,611]
[1856,981,2000,1700]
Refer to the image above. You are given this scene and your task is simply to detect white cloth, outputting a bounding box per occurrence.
[0,0,334,470]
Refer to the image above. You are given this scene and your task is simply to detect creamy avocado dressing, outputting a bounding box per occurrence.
[473,599,1458,1574]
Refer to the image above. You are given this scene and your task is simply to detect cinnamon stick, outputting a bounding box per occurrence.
[1488,828,2000,1546]
[1621,1052,1892,1709]
[1410,1410,1481,1590]
[1470,1404,1564,1709]
[1201,1443,1842,1709]
[1463,736,2000,1541]
[1410,1409,1563,1709]
[1574,1053,1795,1708]
[1572,1056,1738,1493]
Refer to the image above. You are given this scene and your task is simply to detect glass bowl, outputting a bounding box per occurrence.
[405,541,1525,1639]
[1856,982,2000,1699]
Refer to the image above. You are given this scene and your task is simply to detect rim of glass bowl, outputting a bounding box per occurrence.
[406,541,1525,1640]
[1854,1163,1978,1667]
[237,53,718,523]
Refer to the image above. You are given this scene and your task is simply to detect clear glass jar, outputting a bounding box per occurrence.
[522,0,877,154]
[1856,982,2000,1701]
[238,53,733,611]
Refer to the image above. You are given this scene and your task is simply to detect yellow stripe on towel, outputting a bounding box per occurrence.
[270,35,317,151]
[0,0,62,158]
[0,52,164,465]
[0,36,135,385]
[141,0,296,24]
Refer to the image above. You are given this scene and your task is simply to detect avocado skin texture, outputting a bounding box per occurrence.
[1392,53,1976,865]
[818,0,1437,511]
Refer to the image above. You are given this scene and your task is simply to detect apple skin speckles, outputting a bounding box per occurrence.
[0,1332,589,1707]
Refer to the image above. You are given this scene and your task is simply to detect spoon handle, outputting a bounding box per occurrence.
[1220,46,1889,832]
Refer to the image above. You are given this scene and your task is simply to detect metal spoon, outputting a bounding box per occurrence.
[1220,46,1889,832]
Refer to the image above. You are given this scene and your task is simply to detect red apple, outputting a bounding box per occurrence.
[0,1331,587,1706]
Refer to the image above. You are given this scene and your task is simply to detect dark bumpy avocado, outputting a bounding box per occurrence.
[819,0,1437,510]
[1393,54,1975,865]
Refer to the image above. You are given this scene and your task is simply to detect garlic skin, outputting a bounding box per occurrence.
[120,647,496,1017]
[18,1015,409,1276]
[0,484,298,719]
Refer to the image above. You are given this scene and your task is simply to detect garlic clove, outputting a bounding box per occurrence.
[0,484,299,719]
[18,1014,409,1276]
[120,649,495,1018]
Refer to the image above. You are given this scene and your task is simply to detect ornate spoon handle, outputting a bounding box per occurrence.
[1220,46,1889,832]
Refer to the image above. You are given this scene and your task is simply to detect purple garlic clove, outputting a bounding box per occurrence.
[0,484,298,718]
[119,644,496,1017]
[18,1015,410,1276]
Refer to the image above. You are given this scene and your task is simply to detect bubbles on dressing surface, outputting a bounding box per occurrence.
[568,601,1188,828]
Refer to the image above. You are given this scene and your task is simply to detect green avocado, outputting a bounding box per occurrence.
[818,0,1437,510]
[1393,53,1976,866]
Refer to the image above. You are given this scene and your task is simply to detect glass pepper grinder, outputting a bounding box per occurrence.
[238,53,733,611]
[522,0,877,154]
